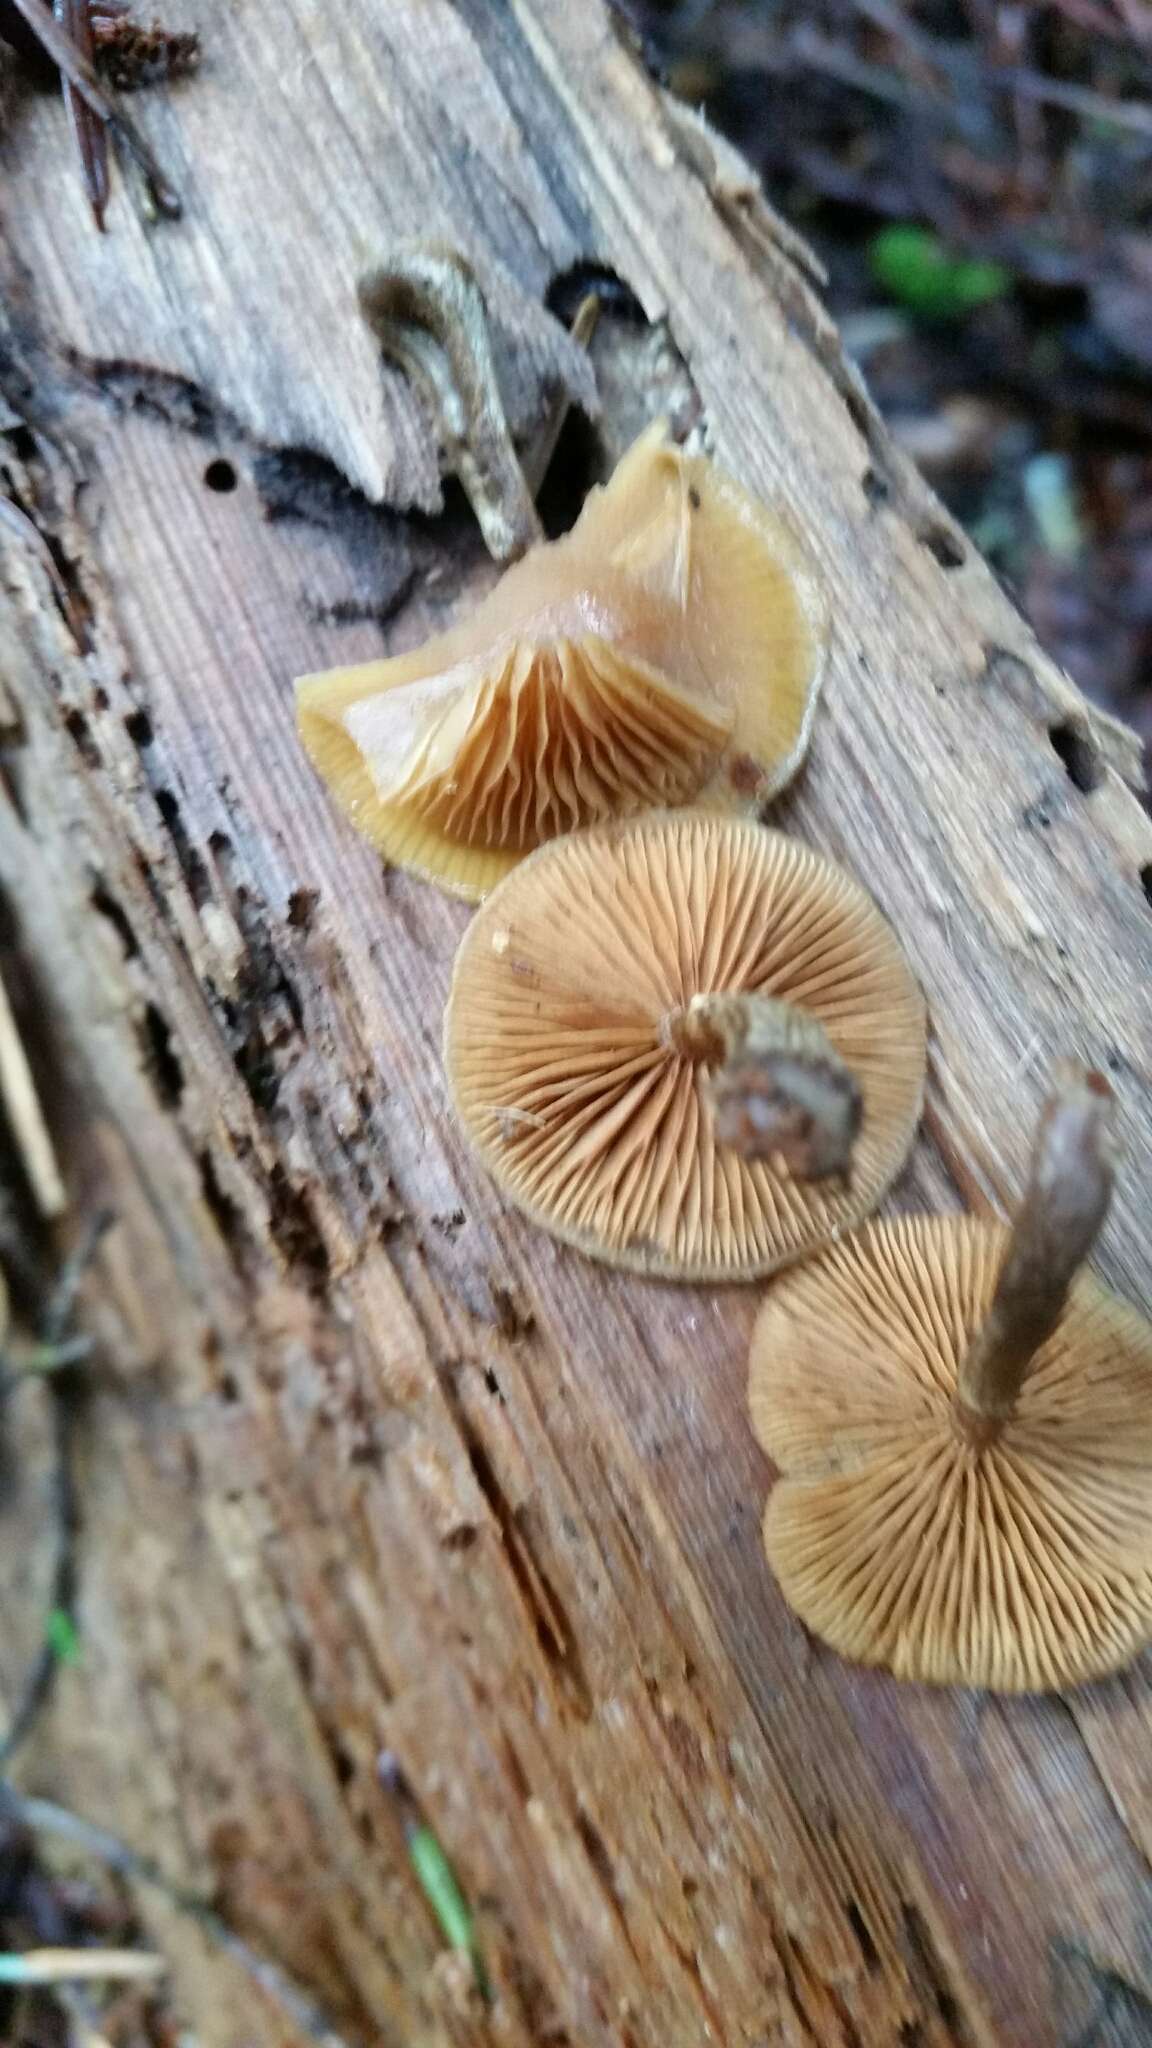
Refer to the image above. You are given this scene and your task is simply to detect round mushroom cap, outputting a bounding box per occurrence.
[749,1214,1152,1691]
[296,422,826,901]
[444,811,925,1281]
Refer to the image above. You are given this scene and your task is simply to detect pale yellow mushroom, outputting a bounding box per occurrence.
[297,423,827,900]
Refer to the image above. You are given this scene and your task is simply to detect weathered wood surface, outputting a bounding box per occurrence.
[2,5,1152,2045]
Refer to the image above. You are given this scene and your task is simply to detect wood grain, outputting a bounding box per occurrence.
[2,3,1152,2044]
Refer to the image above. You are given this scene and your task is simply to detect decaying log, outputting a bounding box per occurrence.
[2,5,1152,2045]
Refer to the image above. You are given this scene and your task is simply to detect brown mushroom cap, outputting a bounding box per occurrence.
[749,1214,1152,1690]
[296,422,826,901]
[444,810,925,1281]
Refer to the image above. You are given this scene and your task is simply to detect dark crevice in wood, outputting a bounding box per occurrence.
[263,1164,332,1290]
[1049,720,1104,794]
[900,1903,970,2041]
[63,705,101,769]
[444,1387,594,1721]
[124,707,154,748]
[546,260,646,328]
[137,1000,184,1107]
[919,524,966,569]
[89,877,139,959]
[847,1898,882,1974]
[197,1147,245,1253]
[154,786,212,909]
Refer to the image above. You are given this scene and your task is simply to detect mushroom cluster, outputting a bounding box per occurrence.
[296,400,1152,1695]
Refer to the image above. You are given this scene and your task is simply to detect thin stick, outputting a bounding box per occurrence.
[7,1796,354,2048]
[954,1066,1118,1449]
[0,1948,164,1986]
[0,970,66,1219]
[55,0,110,230]
[5,0,180,217]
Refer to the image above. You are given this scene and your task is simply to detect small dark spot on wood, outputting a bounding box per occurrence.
[842,383,874,442]
[90,879,139,959]
[919,524,965,569]
[575,1809,624,1919]
[431,1208,466,1240]
[682,1875,699,1902]
[900,1902,964,2033]
[846,1900,880,1973]
[444,1522,479,1551]
[1022,798,1053,831]
[286,887,319,931]
[862,467,890,507]
[203,458,238,494]
[1140,864,1152,909]
[490,1283,535,1341]
[218,1371,240,1403]
[154,787,212,908]
[125,708,154,748]
[198,1148,245,1247]
[92,686,109,713]
[265,1166,331,1290]
[0,752,27,823]
[688,486,701,510]
[138,1001,183,1105]
[1049,720,1103,793]
[208,828,232,858]
[484,1366,503,1400]
[63,706,101,769]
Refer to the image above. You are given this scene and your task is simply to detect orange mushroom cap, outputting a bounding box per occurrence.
[444,810,925,1281]
[749,1074,1152,1691]
[296,422,827,900]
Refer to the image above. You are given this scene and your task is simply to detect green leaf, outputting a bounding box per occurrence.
[869,225,1009,319]
[46,1607,81,1664]
[407,1825,475,1953]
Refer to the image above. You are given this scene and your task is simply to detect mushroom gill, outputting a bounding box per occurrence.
[296,422,827,900]
[749,1067,1152,1692]
[444,810,925,1281]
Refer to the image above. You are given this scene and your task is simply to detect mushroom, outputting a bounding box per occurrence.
[748,1064,1152,1692]
[444,810,925,1281]
[296,422,827,901]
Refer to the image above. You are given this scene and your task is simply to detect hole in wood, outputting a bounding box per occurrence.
[1048,719,1104,793]
[203,458,238,494]
[1141,864,1152,909]
[138,1001,184,1106]
[534,403,602,540]
[919,524,965,569]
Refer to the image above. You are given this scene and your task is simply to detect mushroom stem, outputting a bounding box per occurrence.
[954,1064,1119,1450]
[358,246,543,564]
[666,992,863,1180]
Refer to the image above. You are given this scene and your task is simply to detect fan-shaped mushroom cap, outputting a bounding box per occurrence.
[296,423,827,901]
[444,810,925,1281]
[749,1214,1152,1691]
